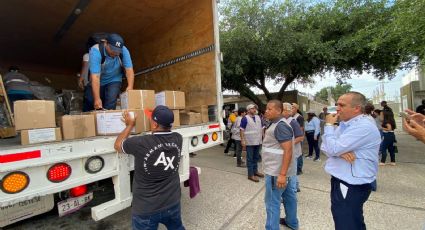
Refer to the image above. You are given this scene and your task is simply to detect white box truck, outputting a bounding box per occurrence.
[0,0,224,227]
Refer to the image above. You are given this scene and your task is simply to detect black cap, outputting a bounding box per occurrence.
[150,105,174,128]
[106,33,124,53]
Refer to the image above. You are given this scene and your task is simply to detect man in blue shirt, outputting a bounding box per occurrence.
[321,92,381,230]
[89,33,134,110]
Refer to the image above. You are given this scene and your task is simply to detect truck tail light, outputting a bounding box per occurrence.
[70,185,87,197]
[1,171,30,194]
[212,132,218,141]
[85,156,104,174]
[191,136,199,147]
[202,134,209,144]
[47,163,72,183]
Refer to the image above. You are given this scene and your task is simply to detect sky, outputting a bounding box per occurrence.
[257,70,408,101]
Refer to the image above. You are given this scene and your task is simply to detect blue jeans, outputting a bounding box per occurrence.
[265,175,284,230]
[281,175,299,229]
[83,85,94,112]
[132,202,185,230]
[381,132,395,163]
[100,81,121,110]
[246,145,260,177]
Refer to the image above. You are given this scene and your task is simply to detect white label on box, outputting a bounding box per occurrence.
[155,91,166,106]
[27,128,56,144]
[120,92,129,109]
[96,112,135,134]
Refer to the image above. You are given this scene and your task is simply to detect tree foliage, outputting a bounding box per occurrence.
[220,0,418,110]
[315,83,353,103]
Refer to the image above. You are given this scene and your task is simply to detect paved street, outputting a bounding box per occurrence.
[4,119,425,230]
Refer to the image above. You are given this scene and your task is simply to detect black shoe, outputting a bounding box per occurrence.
[280,218,295,230]
[237,163,246,168]
[297,171,303,175]
[224,150,229,154]
[297,188,300,192]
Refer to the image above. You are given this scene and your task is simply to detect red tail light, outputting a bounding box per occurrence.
[202,134,209,144]
[70,185,87,197]
[47,163,72,183]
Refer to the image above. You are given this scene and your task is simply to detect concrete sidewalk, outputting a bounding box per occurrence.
[181,126,425,229]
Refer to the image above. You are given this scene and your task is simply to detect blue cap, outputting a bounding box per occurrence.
[150,105,174,128]
[106,33,124,53]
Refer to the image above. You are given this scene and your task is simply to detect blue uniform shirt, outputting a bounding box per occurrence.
[305,117,320,138]
[89,45,133,86]
[321,115,381,185]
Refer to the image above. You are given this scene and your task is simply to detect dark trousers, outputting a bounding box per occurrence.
[224,133,235,153]
[8,94,34,112]
[297,155,303,174]
[234,140,243,165]
[132,202,185,230]
[381,132,396,163]
[100,81,122,110]
[83,85,94,112]
[331,177,371,230]
[306,131,320,159]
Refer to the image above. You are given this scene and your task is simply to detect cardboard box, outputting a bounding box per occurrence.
[14,100,56,131]
[155,91,185,109]
[180,112,202,125]
[120,90,155,110]
[21,127,62,145]
[94,110,150,135]
[172,110,180,128]
[186,105,209,123]
[61,114,96,140]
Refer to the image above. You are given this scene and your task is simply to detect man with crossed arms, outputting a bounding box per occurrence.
[321,92,381,230]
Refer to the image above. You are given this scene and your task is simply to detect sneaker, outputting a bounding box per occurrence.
[305,156,313,160]
[313,158,321,162]
[279,218,296,230]
[297,171,303,175]
[379,162,386,166]
[389,162,396,166]
[254,172,264,178]
[297,188,301,192]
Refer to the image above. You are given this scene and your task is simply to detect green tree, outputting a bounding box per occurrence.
[315,84,353,103]
[220,0,413,110]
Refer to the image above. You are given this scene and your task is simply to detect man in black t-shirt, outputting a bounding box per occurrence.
[114,105,184,230]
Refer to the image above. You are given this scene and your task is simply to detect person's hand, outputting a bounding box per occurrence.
[403,118,425,143]
[122,111,137,127]
[340,152,356,163]
[314,136,318,141]
[325,113,338,124]
[94,98,103,110]
[78,77,84,90]
[126,86,133,91]
[405,109,425,128]
[277,175,287,189]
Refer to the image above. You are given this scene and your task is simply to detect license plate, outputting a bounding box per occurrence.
[57,192,93,217]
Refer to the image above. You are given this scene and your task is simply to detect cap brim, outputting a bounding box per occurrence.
[110,45,122,54]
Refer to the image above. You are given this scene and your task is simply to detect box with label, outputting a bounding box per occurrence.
[21,127,62,145]
[179,112,202,125]
[186,105,209,123]
[120,90,155,110]
[172,110,180,128]
[61,114,96,140]
[94,110,150,135]
[155,91,185,109]
[14,100,56,131]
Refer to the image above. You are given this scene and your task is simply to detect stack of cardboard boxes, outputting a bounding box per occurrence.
[14,90,209,145]
[15,100,62,145]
